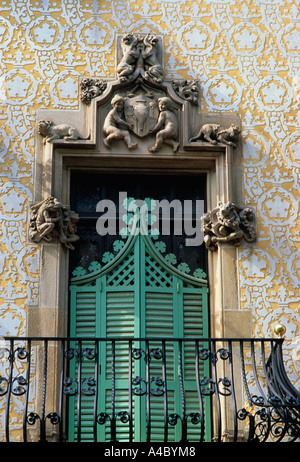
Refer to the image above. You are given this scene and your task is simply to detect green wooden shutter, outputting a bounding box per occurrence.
[68,284,99,442]
[69,233,210,442]
[99,285,136,441]
[182,287,211,441]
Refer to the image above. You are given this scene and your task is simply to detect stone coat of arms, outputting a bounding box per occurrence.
[124,91,159,138]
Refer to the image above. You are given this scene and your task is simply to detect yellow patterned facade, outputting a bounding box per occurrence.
[0,0,299,440]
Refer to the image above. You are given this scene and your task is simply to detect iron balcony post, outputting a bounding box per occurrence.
[211,340,222,442]
[162,339,168,443]
[93,340,99,443]
[145,340,150,442]
[39,339,48,443]
[22,339,31,443]
[228,340,238,442]
[110,339,116,442]
[59,339,66,442]
[178,339,187,442]
[5,338,14,443]
[77,339,82,443]
[195,339,205,442]
[128,339,133,442]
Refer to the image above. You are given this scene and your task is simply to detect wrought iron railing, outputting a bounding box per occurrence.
[0,337,299,443]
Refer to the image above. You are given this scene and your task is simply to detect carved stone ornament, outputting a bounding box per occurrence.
[29,197,80,250]
[123,90,159,138]
[148,96,179,153]
[117,33,164,84]
[38,120,90,144]
[102,90,179,152]
[103,93,138,149]
[203,202,256,251]
[80,78,107,104]
[172,80,199,106]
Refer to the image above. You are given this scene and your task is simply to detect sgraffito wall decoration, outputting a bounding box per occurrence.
[0,0,299,438]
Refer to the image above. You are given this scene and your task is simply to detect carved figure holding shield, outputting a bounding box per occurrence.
[103,94,138,149]
[148,97,179,153]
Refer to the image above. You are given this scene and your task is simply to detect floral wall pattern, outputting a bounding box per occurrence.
[0,0,299,421]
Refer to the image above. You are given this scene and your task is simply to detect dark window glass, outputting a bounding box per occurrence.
[70,171,207,277]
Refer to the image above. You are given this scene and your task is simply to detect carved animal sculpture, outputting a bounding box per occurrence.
[117,33,140,82]
[189,123,240,148]
[142,34,163,83]
[38,120,90,144]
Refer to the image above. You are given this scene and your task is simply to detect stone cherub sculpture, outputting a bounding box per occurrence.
[103,94,138,149]
[203,201,256,251]
[148,97,179,153]
[38,120,90,144]
[29,196,80,250]
[189,123,241,148]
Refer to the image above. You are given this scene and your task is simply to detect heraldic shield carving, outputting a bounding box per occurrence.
[123,90,160,138]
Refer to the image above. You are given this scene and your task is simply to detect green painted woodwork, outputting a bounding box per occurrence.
[69,230,210,442]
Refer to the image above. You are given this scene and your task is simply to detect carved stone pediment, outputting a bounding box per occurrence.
[75,33,200,154]
[37,33,243,156]
[92,72,184,154]
[37,33,244,155]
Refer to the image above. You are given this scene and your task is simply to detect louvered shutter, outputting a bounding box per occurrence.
[140,238,210,442]
[182,286,211,441]
[68,284,99,442]
[99,288,136,442]
[69,234,210,442]
[143,290,176,442]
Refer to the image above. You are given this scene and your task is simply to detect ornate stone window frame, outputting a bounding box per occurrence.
[30,34,254,341]
[31,112,249,340]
